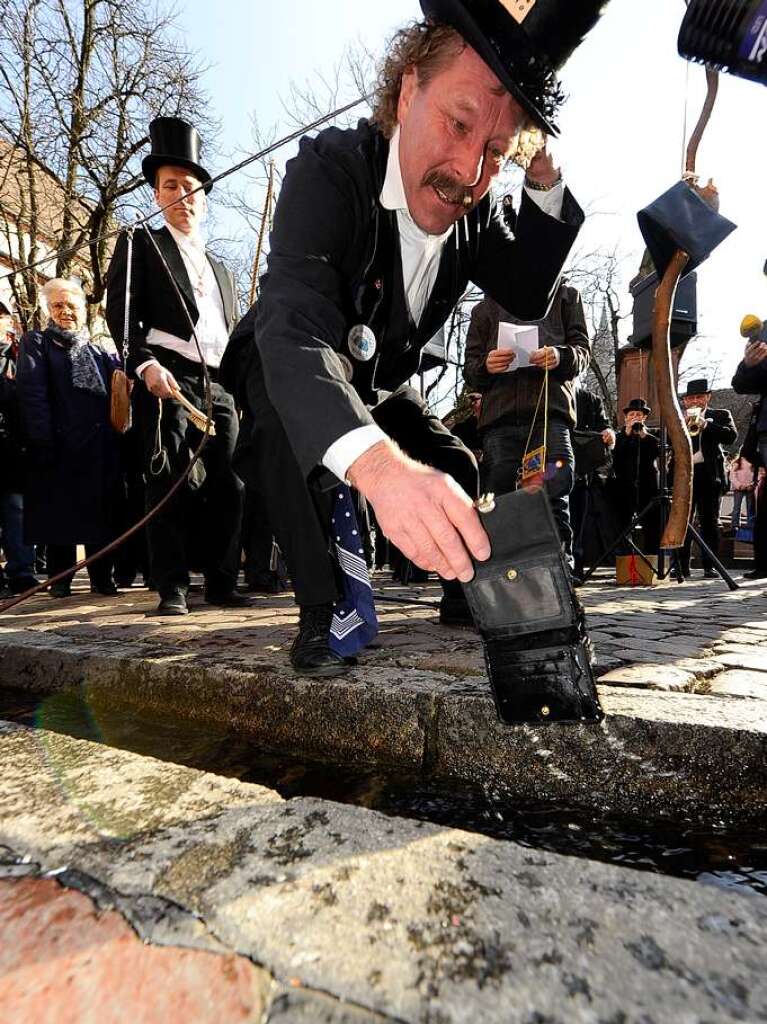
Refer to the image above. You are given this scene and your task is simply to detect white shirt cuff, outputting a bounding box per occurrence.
[322,424,389,483]
[524,180,564,221]
[135,359,161,381]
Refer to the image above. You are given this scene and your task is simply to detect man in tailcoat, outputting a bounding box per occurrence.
[678,377,737,577]
[106,118,244,616]
[240,1,610,674]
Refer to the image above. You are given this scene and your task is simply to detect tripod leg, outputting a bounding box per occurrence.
[581,497,662,584]
[686,522,739,591]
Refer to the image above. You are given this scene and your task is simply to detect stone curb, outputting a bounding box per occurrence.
[1,637,766,825]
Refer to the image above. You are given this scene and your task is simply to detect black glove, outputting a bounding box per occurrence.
[462,487,603,726]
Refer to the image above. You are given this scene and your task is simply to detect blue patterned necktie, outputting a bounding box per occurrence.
[328,485,379,657]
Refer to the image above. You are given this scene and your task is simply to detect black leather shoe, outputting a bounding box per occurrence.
[245,571,285,594]
[439,593,476,629]
[743,569,767,580]
[49,582,72,599]
[155,589,188,616]
[703,569,717,580]
[204,589,250,608]
[90,581,119,596]
[290,603,348,677]
[9,575,40,594]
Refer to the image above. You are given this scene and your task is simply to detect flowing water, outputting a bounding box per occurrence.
[1,685,765,898]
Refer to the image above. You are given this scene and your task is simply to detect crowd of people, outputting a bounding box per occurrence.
[1,0,765,678]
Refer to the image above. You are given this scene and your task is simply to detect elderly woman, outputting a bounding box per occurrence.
[16,279,120,597]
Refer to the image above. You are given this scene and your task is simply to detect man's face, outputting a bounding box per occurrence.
[397,45,526,235]
[625,410,646,428]
[155,165,206,235]
[48,288,86,332]
[683,393,710,411]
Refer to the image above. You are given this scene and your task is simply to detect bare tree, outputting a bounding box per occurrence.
[0,0,212,329]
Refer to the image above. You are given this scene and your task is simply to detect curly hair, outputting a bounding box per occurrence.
[370,21,467,139]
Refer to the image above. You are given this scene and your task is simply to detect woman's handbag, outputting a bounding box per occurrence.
[110,229,134,433]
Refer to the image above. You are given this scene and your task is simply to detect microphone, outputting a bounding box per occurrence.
[740,314,767,343]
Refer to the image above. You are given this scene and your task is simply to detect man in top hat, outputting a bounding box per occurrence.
[611,398,662,557]
[678,378,736,578]
[239,0,610,675]
[106,117,244,615]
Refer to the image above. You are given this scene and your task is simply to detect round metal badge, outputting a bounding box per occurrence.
[347,324,377,363]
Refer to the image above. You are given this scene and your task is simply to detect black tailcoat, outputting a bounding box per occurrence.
[105,226,237,375]
[248,119,584,479]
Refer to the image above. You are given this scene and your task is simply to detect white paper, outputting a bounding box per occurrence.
[497,322,539,372]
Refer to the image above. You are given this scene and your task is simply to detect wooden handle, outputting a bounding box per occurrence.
[653,249,691,550]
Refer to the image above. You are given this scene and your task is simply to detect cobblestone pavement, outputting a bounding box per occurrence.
[1,569,765,701]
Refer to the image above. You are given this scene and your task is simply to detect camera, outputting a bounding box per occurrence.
[631,422,643,435]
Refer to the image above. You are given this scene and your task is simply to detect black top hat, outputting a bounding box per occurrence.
[142,117,212,194]
[683,378,711,397]
[419,0,611,135]
[623,398,651,416]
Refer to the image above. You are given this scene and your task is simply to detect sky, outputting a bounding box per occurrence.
[176,0,767,390]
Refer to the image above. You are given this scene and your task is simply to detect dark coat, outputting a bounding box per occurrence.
[613,429,660,499]
[575,387,611,433]
[732,356,767,455]
[689,408,738,492]
[246,119,583,479]
[0,340,24,492]
[464,286,591,432]
[16,329,120,545]
[105,226,237,376]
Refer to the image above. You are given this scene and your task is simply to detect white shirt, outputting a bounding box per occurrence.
[136,224,230,377]
[322,127,566,482]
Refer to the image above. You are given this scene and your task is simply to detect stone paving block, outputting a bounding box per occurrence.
[0,877,273,1024]
[708,671,767,699]
[597,664,696,692]
[266,990,390,1023]
[714,652,767,673]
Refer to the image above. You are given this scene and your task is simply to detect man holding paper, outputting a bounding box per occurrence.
[463,282,591,561]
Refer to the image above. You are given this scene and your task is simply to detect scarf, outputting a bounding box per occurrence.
[47,321,107,397]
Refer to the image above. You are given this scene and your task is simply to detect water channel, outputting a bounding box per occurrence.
[1,684,765,898]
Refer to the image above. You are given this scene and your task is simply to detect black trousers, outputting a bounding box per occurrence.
[681,465,721,573]
[755,438,767,573]
[249,383,479,607]
[134,352,244,596]
[47,543,112,589]
[480,418,575,562]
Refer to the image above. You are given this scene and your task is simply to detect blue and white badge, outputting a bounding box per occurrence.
[348,324,377,363]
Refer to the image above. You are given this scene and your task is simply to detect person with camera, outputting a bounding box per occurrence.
[733,333,767,579]
[611,398,661,557]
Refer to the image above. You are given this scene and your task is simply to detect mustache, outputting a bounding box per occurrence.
[422,170,474,208]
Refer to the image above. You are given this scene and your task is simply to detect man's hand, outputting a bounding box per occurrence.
[486,349,515,374]
[348,440,491,583]
[744,341,767,368]
[529,346,560,371]
[143,363,179,399]
[525,145,561,189]
[602,428,616,448]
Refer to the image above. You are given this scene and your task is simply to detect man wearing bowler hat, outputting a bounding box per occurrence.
[678,378,736,578]
[241,0,610,674]
[612,398,662,558]
[106,117,244,615]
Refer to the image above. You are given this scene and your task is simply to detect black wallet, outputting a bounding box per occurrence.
[463,487,604,726]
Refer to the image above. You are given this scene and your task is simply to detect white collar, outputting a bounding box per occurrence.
[380,126,453,245]
[380,126,408,213]
[167,222,205,252]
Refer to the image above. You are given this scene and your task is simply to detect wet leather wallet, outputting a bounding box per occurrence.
[462,487,604,727]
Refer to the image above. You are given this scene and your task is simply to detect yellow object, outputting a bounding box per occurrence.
[616,554,658,587]
[740,314,762,338]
